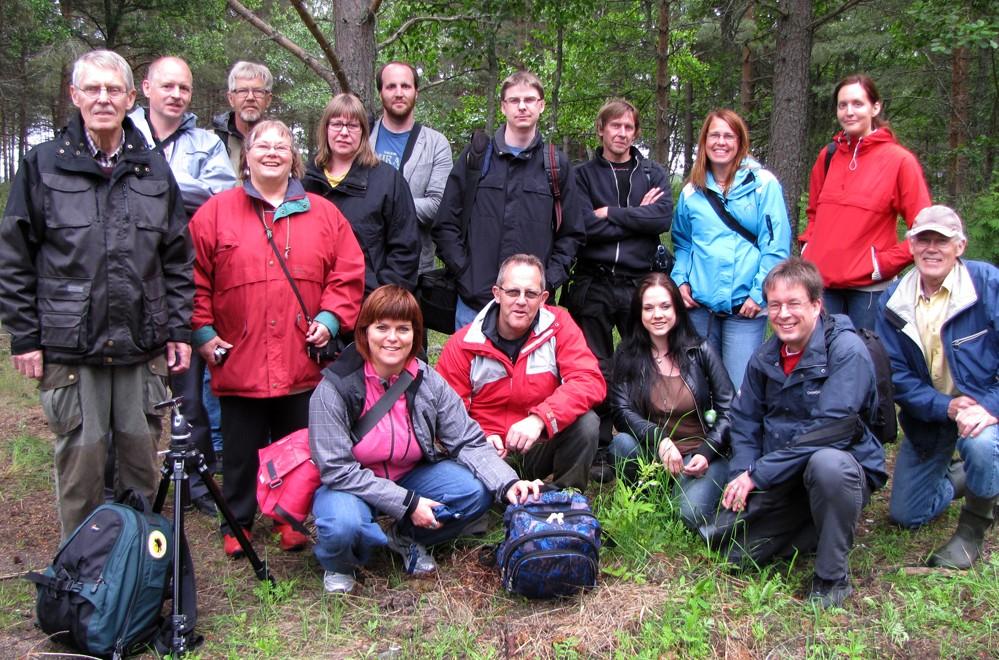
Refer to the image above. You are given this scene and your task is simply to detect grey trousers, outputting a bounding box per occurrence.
[704,448,870,581]
[521,410,600,491]
[40,358,168,539]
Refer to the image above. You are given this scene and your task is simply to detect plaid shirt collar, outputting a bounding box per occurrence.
[83,129,126,169]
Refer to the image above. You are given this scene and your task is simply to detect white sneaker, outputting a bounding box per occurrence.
[385,525,437,576]
[323,570,356,594]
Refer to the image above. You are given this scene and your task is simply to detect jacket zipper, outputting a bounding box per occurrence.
[952,329,987,348]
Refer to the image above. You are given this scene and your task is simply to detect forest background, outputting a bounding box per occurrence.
[0,0,997,257]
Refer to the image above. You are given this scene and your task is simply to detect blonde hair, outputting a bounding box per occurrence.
[238,120,304,181]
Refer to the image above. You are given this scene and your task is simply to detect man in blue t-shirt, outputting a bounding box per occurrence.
[370,61,453,275]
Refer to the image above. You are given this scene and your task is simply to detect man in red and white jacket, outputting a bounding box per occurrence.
[437,253,605,490]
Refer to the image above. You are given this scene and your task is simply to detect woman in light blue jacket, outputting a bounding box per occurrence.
[671,109,791,388]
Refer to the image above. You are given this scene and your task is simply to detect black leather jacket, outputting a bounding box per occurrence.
[610,341,734,461]
[0,112,192,365]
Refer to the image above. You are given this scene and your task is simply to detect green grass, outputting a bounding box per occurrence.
[2,338,999,657]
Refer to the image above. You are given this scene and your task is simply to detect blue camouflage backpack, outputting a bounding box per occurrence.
[496,489,601,598]
[26,491,174,658]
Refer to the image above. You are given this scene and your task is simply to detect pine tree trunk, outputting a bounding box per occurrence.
[333,0,376,107]
[654,0,670,164]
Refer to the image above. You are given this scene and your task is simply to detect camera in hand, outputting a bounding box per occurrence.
[213,346,229,365]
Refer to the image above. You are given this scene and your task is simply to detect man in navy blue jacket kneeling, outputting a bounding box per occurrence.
[704,257,887,609]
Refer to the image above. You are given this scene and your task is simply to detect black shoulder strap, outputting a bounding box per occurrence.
[459,129,491,243]
[823,141,837,175]
[544,143,564,232]
[704,189,757,246]
[256,204,313,324]
[351,369,421,440]
[641,158,653,186]
[399,122,423,170]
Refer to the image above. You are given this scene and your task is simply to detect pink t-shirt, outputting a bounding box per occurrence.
[351,360,423,481]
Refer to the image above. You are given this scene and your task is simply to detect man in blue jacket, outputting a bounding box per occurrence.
[877,206,999,569]
[710,257,886,609]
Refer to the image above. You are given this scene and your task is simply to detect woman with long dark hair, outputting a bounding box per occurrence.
[671,109,791,387]
[801,74,931,330]
[610,272,734,529]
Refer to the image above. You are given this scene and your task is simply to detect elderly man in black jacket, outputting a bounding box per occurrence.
[706,258,886,609]
[0,49,192,539]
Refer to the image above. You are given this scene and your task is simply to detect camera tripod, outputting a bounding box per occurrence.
[152,396,271,656]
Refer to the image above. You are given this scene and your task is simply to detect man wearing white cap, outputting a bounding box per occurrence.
[877,205,999,568]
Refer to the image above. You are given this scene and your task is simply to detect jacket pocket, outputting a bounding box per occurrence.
[41,173,96,228]
[126,177,171,232]
[139,275,169,350]
[39,364,82,436]
[37,277,91,351]
[143,355,170,416]
[951,328,998,387]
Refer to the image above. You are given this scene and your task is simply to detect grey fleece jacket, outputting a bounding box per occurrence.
[309,346,518,520]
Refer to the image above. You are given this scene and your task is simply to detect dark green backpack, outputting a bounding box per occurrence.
[26,492,176,658]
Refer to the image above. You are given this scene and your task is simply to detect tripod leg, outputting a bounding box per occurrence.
[195,458,272,583]
[153,454,173,512]
[171,457,189,655]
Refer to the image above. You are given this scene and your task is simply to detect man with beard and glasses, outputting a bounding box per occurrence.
[213,61,273,173]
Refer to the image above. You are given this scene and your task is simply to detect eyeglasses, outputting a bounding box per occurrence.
[78,85,128,100]
[499,287,542,301]
[250,142,291,154]
[503,96,540,107]
[327,121,362,134]
[766,300,808,314]
[707,132,738,143]
[231,88,270,99]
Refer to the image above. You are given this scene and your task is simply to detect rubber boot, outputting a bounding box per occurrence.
[947,459,966,500]
[928,494,997,569]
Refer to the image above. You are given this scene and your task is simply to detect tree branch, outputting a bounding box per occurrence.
[368,0,384,20]
[811,0,868,30]
[378,15,477,50]
[288,0,352,93]
[226,0,343,93]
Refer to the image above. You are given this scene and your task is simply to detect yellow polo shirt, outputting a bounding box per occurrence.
[914,269,958,395]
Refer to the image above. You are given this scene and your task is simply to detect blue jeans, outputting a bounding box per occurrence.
[608,432,728,530]
[822,289,881,331]
[312,460,492,573]
[889,424,999,528]
[455,297,481,332]
[688,307,766,389]
[202,369,223,455]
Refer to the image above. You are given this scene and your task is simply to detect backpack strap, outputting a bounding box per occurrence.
[823,141,837,175]
[458,129,492,245]
[399,122,423,170]
[640,158,653,186]
[351,369,422,440]
[544,143,566,232]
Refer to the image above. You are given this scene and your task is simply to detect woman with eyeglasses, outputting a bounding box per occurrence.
[671,109,791,388]
[189,120,366,557]
[609,272,734,530]
[304,93,420,296]
[801,74,931,331]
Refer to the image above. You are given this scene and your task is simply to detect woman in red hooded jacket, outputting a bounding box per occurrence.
[800,74,931,330]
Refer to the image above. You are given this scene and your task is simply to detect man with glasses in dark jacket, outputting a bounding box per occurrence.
[0,50,192,539]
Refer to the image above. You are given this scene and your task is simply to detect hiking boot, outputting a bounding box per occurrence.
[275,522,309,552]
[323,570,356,594]
[386,525,436,576]
[807,575,853,609]
[223,528,252,559]
[590,462,617,485]
[928,494,997,569]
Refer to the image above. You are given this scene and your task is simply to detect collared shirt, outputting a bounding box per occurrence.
[915,268,958,395]
[83,129,126,170]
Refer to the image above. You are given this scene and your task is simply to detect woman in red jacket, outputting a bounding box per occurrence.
[801,74,931,330]
[190,120,366,556]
